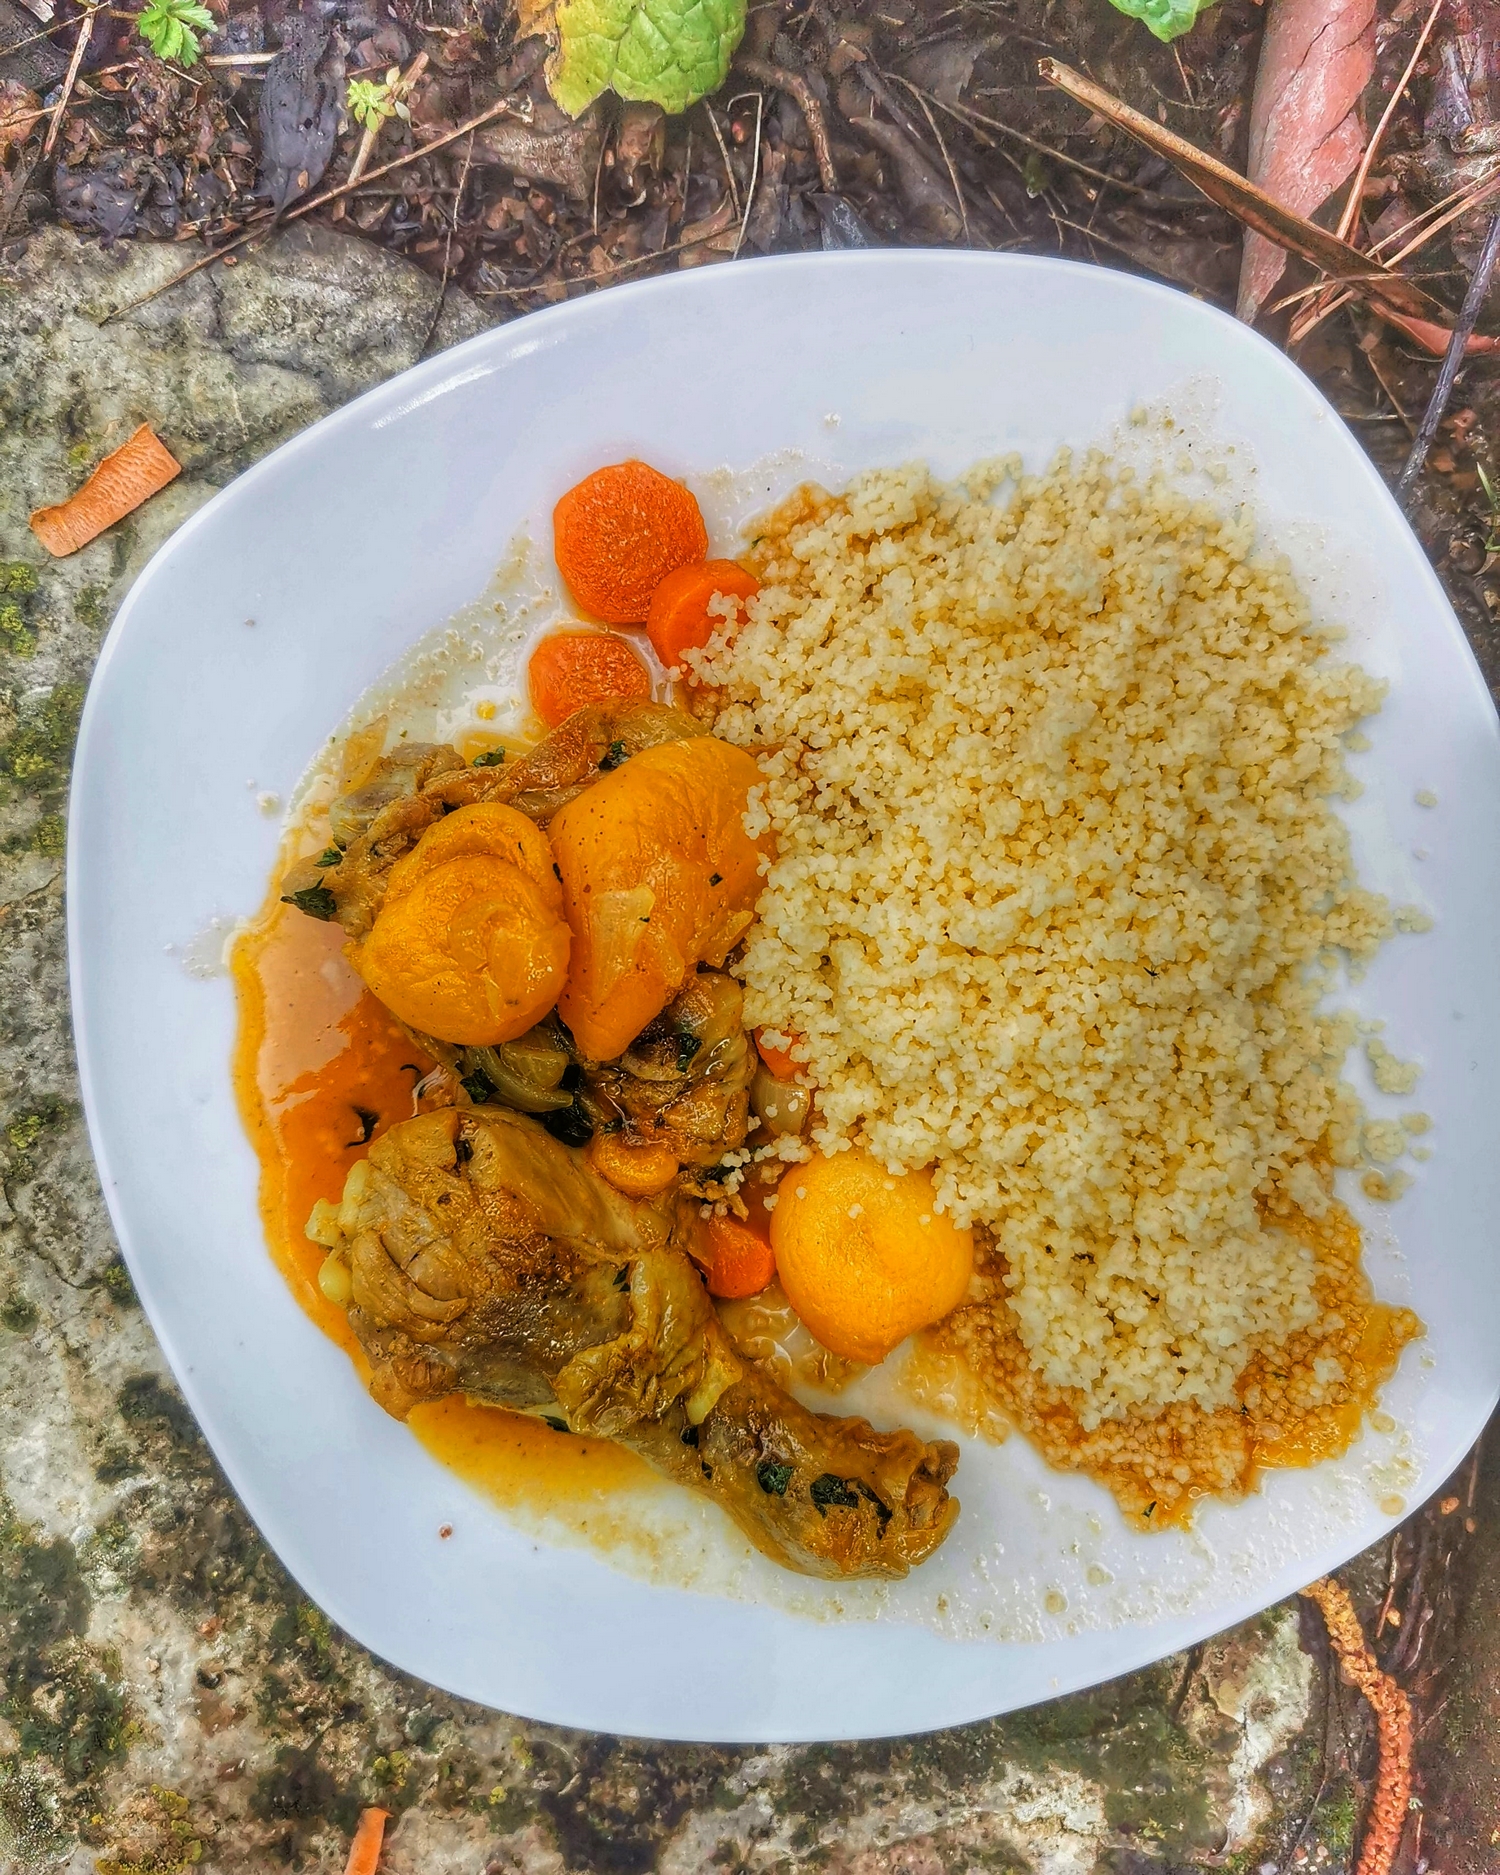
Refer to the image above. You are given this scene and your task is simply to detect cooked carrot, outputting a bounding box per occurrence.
[754,1029,807,1083]
[704,1214,777,1299]
[553,460,708,624]
[343,1807,390,1875]
[528,631,651,729]
[646,559,760,672]
[29,423,181,557]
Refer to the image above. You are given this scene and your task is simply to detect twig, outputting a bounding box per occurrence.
[1337,0,1444,246]
[348,51,427,192]
[1291,166,1500,346]
[856,57,1002,242]
[1397,210,1500,503]
[41,1,96,160]
[905,79,969,244]
[728,90,763,261]
[704,102,740,217]
[1039,58,1452,331]
[907,86,1154,199]
[204,51,277,66]
[418,127,474,360]
[102,89,531,325]
[736,54,837,193]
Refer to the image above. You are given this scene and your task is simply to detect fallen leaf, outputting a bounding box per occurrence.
[1239,0,1376,321]
[258,9,341,214]
[471,93,604,200]
[30,426,182,558]
[520,0,746,118]
[1378,307,1500,356]
[0,78,41,160]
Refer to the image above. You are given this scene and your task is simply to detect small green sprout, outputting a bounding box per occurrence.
[346,67,413,135]
[135,0,215,68]
[1477,462,1500,555]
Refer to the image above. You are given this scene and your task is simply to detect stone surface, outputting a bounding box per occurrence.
[0,221,1461,1875]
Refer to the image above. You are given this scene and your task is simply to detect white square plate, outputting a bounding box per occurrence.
[69,253,1500,1741]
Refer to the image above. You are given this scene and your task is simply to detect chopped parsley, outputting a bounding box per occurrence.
[281,884,338,921]
[472,749,505,767]
[756,1460,793,1497]
[460,1068,497,1104]
[543,1415,571,1434]
[598,739,629,771]
[675,1028,701,1072]
[314,845,345,868]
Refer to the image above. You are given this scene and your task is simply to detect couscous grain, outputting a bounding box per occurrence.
[693,452,1422,1506]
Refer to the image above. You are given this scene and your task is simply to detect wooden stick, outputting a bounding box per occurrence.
[1398,209,1500,503]
[348,51,428,191]
[1038,57,1451,330]
[736,55,837,194]
[41,2,95,160]
[1336,0,1444,245]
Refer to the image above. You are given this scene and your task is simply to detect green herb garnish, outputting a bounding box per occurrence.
[281,884,338,921]
[598,739,629,771]
[315,845,344,868]
[472,749,506,768]
[460,1068,497,1104]
[756,1460,793,1496]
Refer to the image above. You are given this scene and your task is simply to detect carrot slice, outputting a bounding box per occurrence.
[30,424,181,557]
[553,461,708,625]
[754,1029,807,1083]
[528,632,651,729]
[343,1807,390,1875]
[704,1214,777,1299]
[646,559,760,673]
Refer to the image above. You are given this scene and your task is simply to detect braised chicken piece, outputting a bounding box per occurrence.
[432,969,757,1168]
[309,1106,960,1579]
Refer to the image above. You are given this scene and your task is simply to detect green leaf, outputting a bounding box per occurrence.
[545,0,747,118]
[1104,0,1217,43]
[136,0,215,67]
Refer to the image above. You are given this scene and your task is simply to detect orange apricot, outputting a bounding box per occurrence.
[548,736,772,1061]
[353,803,570,1046]
[770,1149,974,1365]
[586,1131,680,1197]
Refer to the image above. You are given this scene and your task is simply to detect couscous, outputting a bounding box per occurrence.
[693,452,1422,1519]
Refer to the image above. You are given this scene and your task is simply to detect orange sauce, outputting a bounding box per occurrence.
[231,887,650,1513]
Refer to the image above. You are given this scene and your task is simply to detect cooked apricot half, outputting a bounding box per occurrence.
[354,802,571,1046]
[549,737,772,1061]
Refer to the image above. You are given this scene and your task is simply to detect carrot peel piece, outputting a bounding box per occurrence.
[343,1806,390,1875]
[30,423,182,557]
